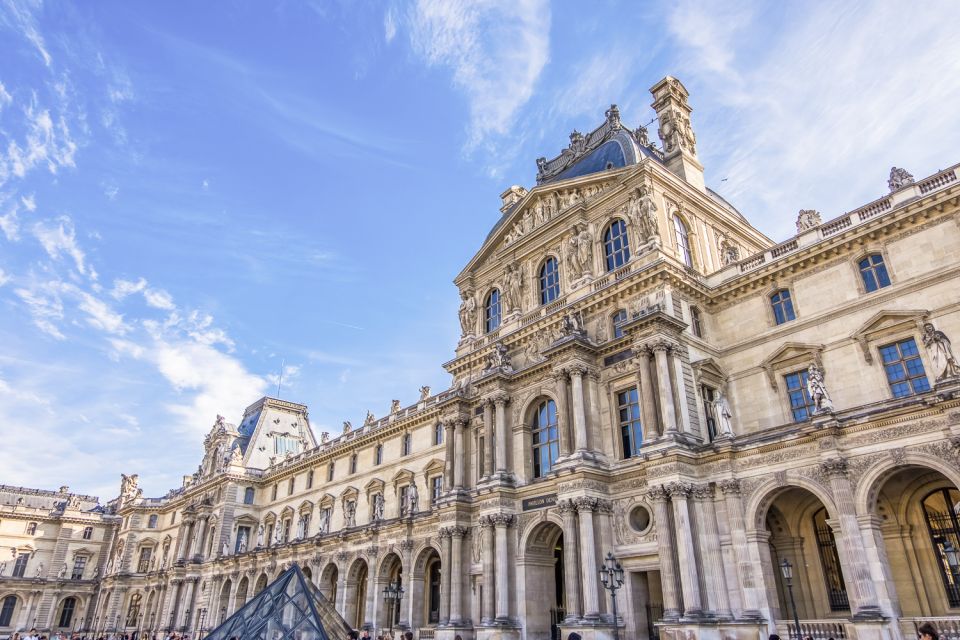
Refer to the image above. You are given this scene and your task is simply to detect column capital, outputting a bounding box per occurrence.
[646,484,670,502]
[665,481,694,499]
[574,496,598,512]
[690,483,715,501]
[820,458,849,478]
[335,551,349,563]
[717,479,741,495]
[556,498,578,514]
[478,515,496,528]
[492,391,510,407]
[364,545,379,559]
[567,363,588,378]
[595,498,614,514]
[650,339,675,354]
[490,513,515,527]
[438,525,467,538]
[398,539,415,552]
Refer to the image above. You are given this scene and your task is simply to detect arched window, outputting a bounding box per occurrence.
[673,214,692,267]
[770,289,796,325]
[859,254,891,292]
[603,219,631,272]
[922,487,960,607]
[124,593,141,627]
[690,306,703,338]
[374,444,383,466]
[531,399,560,478]
[58,596,77,628]
[539,257,560,305]
[0,595,16,627]
[402,433,412,456]
[433,422,443,446]
[306,469,314,489]
[288,477,295,495]
[147,514,158,529]
[349,454,358,474]
[812,508,849,611]
[327,462,335,482]
[244,487,255,504]
[612,309,628,339]
[485,289,501,333]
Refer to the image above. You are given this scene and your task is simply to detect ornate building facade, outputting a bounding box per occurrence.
[3,76,960,640]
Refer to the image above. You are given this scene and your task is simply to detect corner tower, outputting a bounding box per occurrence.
[650,76,705,191]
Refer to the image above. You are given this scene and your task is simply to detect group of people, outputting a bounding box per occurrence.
[768,625,945,640]
[6,632,193,640]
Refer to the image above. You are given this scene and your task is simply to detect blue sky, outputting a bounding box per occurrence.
[2,0,958,499]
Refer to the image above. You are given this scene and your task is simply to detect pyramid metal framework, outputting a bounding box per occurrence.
[205,563,352,640]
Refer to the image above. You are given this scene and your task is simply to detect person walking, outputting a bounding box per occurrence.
[918,622,939,640]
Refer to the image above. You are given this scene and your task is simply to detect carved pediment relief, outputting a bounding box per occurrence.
[421,458,445,482]
[363,478,385,496]
[297,500,314,513]
[852,309,928,363]
[339,486,359,503]
[760,342,825,390]
[391,468,415,489]
[318,493,336,509]
[691,358,729,387]
[501,180,615,250]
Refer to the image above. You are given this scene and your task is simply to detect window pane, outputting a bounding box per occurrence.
[531,399,559,477]
[879,338,929,398]
[604,219,631,272]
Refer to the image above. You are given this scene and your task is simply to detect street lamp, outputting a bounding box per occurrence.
[780,558,801,640]
[382,580,405,639]
[599,552,625,640]
[198,607,207,639]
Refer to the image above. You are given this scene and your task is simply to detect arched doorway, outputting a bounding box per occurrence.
[377,553,403,632]
[302,565,313,583]
[254,573,268,595]
[522,521,566,640]
[218,579,232,624]
[145,590,158,632]
[234,576,249,613]
[0,594,19,629]
[320,563,339,604]
[345,558,369,630]
[57,596,78,629]
[863,461,960,626]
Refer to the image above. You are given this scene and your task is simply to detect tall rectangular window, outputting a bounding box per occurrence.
[701,385,718,441]
[288,477,295,495]
[82,526,93,540]
[617,387,643,458]
[306,470,314,489]
[147,514,158,529]
[327,463,334,482]
[771,289,796,325]
[72,555,88,580]
[880,338,930,397]
[271,484,278,500]
[785,370,814,421]
[137,548,152,573]
[12,553,29,577]
[434,423,443,446]
[431,476,443,504]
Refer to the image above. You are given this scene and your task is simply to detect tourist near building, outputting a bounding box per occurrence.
[2,76,960,640]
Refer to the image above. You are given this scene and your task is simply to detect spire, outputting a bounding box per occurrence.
[650,76,705,190]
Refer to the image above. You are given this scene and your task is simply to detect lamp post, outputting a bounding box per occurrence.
[382,579,405,639]
[780,558,801,640]
[599,552,625,640]
[198,607,207,639]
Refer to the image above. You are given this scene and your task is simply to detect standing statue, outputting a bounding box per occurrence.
[419,386,431,402]
[391,399,401,414]
[806,364,834,414]
[566,223,594,280]
[36,562,44,578]
[237,530,248,553]
[58,563,67,579]
[364,411,376,426]
[344,500,357,528]
[627,187,660,244]
[922,322,960,381]
[256,524,265,547]
[407,482,419,516]
[273,522,284,545]
[120,474,140,502]
[458,290,478,337]
[712,390,734,436]
[342,421,352,434]
[0,562,6,576]
[502,262,524,312]
[296,516,305,540]
[372,493,384,522]
[319,508,331,534]
[221,541,229,557]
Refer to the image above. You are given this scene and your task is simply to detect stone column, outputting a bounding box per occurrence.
[648,486,681,620]
[454,419,466,489]
[718,480,762,619]
[667,482,703,617]
[493,514,514,623]
[190,516,209,559]
[493,393,510,475]
[336,554,350,618]
[449,526,467,625]
[858,513,901,617]
[637,348,660,441]
[652,342,678,433]
[482,400,495,478]
[552,369,573,456]
[480,517,496,624]
[179,580,196,629]
[364,551,378,630]
[558,500,582,621]
[576,498,601,620]
[692,484,731,618]
[443,420,455,490]
[821,459,883,618]
[439,529,452,625]
[176,522,193,560]
[398,540,414,630]
[569,365,590,452]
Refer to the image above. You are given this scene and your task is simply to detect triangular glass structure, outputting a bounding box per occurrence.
[206,563,352,640]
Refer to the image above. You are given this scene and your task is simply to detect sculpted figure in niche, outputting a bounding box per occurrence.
[458,290,478,337]
[372,493,384,521]
[502,262,524,312]
[237,530,247,552]
[344,500,357,528]
[712,389,734,436]
[806,364,834,414]
[222,541,229,557]
[561,310,586,337]
[58,563,67,579]
[407,482,419,515]
[256,524,265,547]
[922,322,960,381]
[566,223,594,280]
[628,187,660,243]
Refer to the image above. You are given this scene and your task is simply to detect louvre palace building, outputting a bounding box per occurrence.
[2,76,960,640]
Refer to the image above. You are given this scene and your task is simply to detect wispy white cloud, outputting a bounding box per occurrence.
[32,216,92,278]
[4,106,77,182]
[0,0,53,67]
[0,80,11,110]
[144,287,175,310]
[111,277,147,299]
[406,0,551,151]
[384,8,397,43]
[14,283,65,339]
[0,267,10,287]
[0,202,19,241]
[20,193,35,211]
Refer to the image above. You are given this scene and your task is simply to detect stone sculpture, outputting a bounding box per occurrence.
[458,290,478,337]
[888,166,915,192]
[796,209,822,233]
[713,390,734,436]
[806,364,834,414]
[922,322,960,381]
[566,223,594,280]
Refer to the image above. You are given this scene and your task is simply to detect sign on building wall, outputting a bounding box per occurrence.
[521,494,557,511]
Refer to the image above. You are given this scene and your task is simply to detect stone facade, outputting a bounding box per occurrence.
[3,76,960,640]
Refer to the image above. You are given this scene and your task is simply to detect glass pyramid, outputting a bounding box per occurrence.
[206,563,353,640]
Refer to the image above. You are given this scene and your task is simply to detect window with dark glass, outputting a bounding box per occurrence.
[690,306,703,338]
[374,444,383,466]
[12,553,29,578]
[431,476,443,504]
[701,385,718,441]
[288,477,295,495]
[147,514,158,529]
[617,387,643,458]
[83,526,93,540]
[26,522,37,535]
[433,422,443,446]
[124,593,140,627]
[59,596,77,628]
[880,338,930,398]
[271,484,278,500]
[813,507,850,611]
[71,555,87,580]
[859,254,891,292]
[922,487,960,607]
[539,257,560,304]
[327,462,335,482]
[402,433,412,456]
[349,454,357,474]
[0,595,15,627]
[612,309,628,339]
[785,370,814,421]
[673,214,693,267]
[604,219,631,271]
[770,289,796,325]
[243,487,255,505]
[306,470,314,489]
[485,289,502,333]
[531,399,560,478]
[428,560,442,623]
[137,547,152,573]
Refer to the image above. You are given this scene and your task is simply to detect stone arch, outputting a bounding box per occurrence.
[234,575,250,610]
[53,593,82,629]
[515,390,560,426]
[411,544,442,629]
[412,542,442,574]
[520,516,565,558]
[855,451,960,516]
[319,561,339,601]
[218,578,232,619]
[746,475,838,533]
[344,557,369,629]
[519,518,566,640]
[254,572,268,594]
[377,551,403,581]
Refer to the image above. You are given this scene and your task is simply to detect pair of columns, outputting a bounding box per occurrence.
[551,365,595,454]
[478,514,514,625]
[481,393,511,479]
[557,497,610,622]
[635,340,685,438]
[439,525,470,626]
[443,418,469,491]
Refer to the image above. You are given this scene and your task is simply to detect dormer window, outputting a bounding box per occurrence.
[274,435,299,456]
[603,219,630,271]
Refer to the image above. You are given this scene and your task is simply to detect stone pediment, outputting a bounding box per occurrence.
[297,499,314,512]
[691,357,729,386]
[391,468,415,489]
[421,458,444,482]
[852,309,928,363]
[339,486,358,503]
[760,342,825,389]
[317,493,335,509]
[363,478,385,496]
